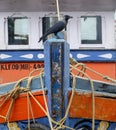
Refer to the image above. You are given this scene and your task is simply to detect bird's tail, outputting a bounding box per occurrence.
[38,36,43,42]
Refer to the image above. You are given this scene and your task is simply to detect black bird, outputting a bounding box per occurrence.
[38,15,73,42]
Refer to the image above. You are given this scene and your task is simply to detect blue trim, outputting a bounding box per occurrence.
[0,50,44,62]
[0,49,116,62]
[70,50,116,62]
[44,41,52,116]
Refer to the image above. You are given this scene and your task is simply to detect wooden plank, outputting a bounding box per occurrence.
[0,76,44,95]
[0,91,47,123]
[69,91,116,122]
[0,76,46,123]
[69,75,116,122]
[72,76,116,95]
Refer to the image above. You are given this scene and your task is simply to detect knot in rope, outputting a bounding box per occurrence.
[10,87,20,99]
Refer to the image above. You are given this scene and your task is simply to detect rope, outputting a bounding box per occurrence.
[28,73,74,130]
[70,57,116,130]
[26,71,44,130]
[26,77,34,130]
[29,68,44,77]
[0,59,115,129]
[0,115,6,119]
[6,98,15,122]
[56,0,60,20]
[0,69,43,124]
[86,66,116,83]
[54,76,76,129]
[70,64,95,130]
[70,57,116,84]
[70,58,116,130]
[0,65,91,129]
[39,75,54,130]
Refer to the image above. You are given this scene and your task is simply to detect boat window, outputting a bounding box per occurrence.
[81,16,102,44]
[8,17,29,45]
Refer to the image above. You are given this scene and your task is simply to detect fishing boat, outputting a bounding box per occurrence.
[0,0,116,130]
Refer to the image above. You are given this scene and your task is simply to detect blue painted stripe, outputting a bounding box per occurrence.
[70,50,116,62]
[0,49,116,62]
[0,50,44,62]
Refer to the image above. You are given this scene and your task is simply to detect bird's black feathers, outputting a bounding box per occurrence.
[39,15,72,42]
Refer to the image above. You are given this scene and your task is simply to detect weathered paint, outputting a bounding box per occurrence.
[71,62,116,82]
[0,91,47,123]
[44,39,70,124]
[0,62,115,84]
[0,62,44,84]
[69,91,116,122]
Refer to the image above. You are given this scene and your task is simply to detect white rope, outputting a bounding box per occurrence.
[70,64,95,130]
[56,0,60,20]
[40,75,54,130]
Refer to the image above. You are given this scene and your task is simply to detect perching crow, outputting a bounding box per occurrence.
[38,15,73,42]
